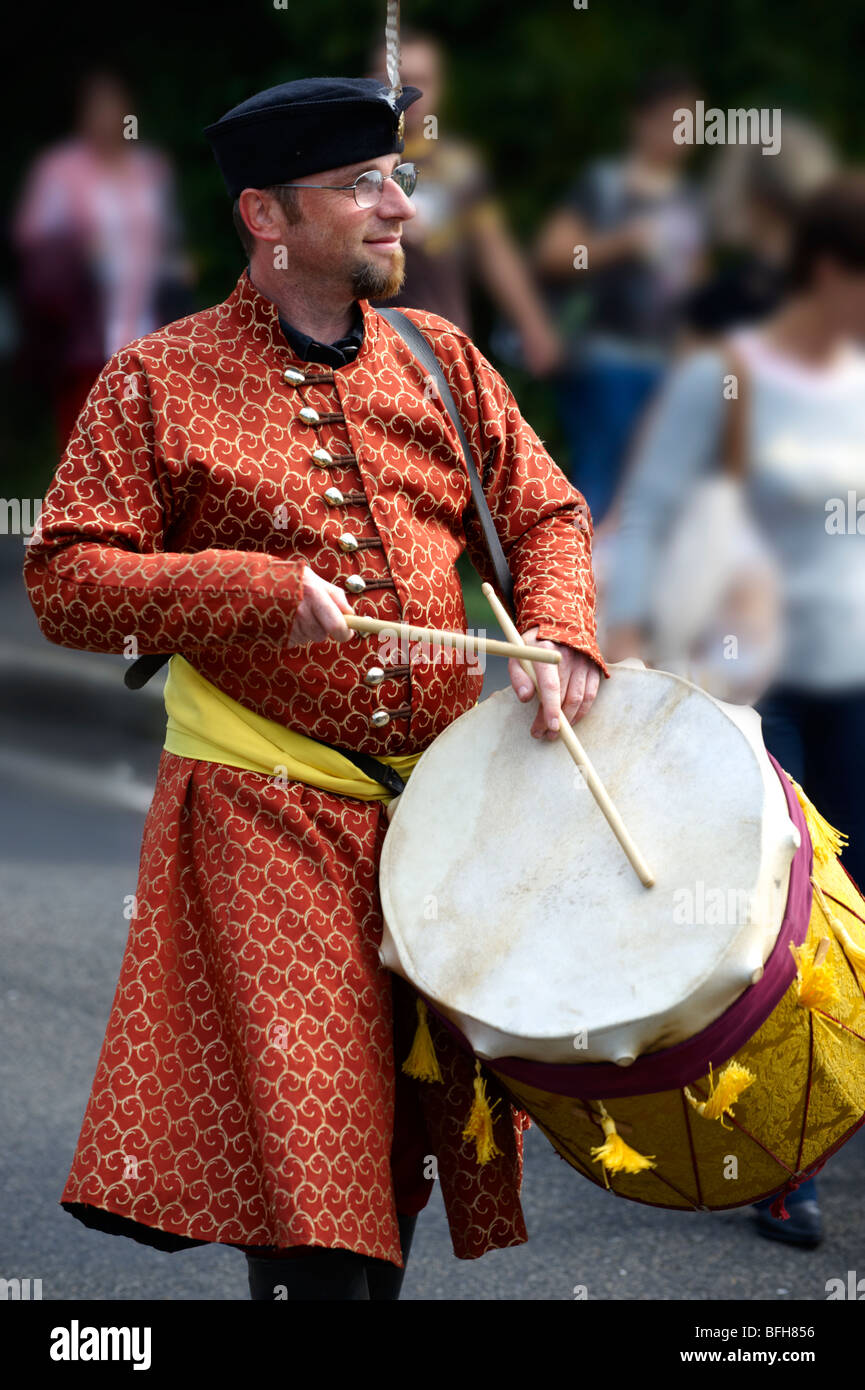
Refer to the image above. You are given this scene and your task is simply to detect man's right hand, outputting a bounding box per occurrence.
[287,566,356,646]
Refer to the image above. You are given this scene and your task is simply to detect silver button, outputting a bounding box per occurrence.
[324,487,345,506]
[311,447,333,468]
[370,709,391,728]
[345,575,366,594]
[283,367,305,385]
[364,666,385,687]
[338,532,359,553]
[299,406,320,425]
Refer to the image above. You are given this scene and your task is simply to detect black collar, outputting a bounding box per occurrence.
[278,303,364,367]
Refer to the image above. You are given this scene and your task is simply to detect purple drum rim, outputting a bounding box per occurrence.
[425,752,814,1098]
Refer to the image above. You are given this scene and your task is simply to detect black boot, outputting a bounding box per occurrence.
[752,1177,823,1248]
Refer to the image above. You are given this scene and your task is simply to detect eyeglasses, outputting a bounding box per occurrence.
[273,162,418,210]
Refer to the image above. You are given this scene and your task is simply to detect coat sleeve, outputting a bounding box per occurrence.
[449,336,609,677]
[22,347,305,655]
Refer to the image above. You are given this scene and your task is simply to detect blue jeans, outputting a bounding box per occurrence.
[753,681,865,1211]
[554,355,664,525]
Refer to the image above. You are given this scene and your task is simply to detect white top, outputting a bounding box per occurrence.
[604,327,865,691]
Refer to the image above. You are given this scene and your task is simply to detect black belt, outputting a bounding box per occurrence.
[317,739,407,798]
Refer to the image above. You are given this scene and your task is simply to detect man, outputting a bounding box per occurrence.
[23,76,607,1300]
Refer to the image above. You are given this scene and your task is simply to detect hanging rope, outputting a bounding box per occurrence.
[385,0,403,108]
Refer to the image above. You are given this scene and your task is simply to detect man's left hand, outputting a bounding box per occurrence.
[508,628,601,739]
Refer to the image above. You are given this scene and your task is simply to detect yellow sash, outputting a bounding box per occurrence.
[163,654,421,803]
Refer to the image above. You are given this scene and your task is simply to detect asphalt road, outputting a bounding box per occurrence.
[2,538,864,1301]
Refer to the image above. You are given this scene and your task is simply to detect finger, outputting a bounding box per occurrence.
[308,588,352,641]
[531,650,562,737]
[531,679,560,735]
[327,581,354,615]
[560,665,588,726]
[572,665,601,721]
[509,656,536,701]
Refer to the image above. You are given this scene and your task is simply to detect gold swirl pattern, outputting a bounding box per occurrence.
[23,267,607,756]
[20,268,601,1261]
[59,753,529,1261]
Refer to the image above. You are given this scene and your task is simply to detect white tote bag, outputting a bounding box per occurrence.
[647,347,782,705]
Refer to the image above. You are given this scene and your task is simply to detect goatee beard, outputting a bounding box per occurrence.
[351,246,406,300]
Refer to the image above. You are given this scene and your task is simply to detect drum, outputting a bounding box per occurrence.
[379,664,865,1212]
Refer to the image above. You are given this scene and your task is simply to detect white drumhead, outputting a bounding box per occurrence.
[379,665,799,1064]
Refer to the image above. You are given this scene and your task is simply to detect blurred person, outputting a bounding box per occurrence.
[603,172,865,1247]
[534,68,705,523]
[366,28,563,375]
[684,115,838,338]
[12,70,194,447]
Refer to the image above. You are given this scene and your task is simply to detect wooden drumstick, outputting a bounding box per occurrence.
[343,614,561,665]
[481,582,655,889]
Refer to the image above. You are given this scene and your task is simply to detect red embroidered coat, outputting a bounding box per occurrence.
[23,268,608,1266]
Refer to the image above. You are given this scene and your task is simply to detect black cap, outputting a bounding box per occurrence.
[205,77,423,198]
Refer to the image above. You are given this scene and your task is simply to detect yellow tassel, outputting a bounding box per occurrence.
[791,936,840,1014]
[788,777,848,863]
[811,876,865,977]
[684,1061,755,1129]
[462,1060,503,1166]
[401,998,443,1083]
[589,1102,656,1188]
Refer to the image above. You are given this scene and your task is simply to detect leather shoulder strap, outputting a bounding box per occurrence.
[720,340,749,481]
[378,307,515,613]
